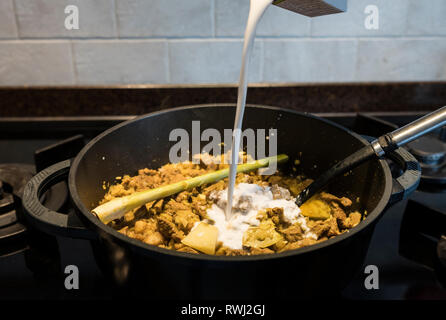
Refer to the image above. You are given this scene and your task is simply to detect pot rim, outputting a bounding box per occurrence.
[69,103,393,262]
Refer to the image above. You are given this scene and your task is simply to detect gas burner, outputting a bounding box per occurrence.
[0,163,34,198]
[407,135,446,166]
[0,181,16,227]
[0,163,68,257]
[0,164,34,249]
[407,131,446,185]
[0,135,84,258]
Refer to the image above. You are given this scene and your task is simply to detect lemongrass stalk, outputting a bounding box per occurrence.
[93,154,288,224]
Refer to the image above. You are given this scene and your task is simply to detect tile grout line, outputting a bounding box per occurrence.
[259,39,264,83]
[112,0,120,39]
[309,14,314,37]
[11,0,20,39]
[69,40,79,85]
[2,35,446,42]
[403,1,410,37]
[166,40,171,84]
[352,38,360,82]
[211,0,216,38]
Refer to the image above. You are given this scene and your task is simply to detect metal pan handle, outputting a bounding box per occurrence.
[297,108,443,206]
[22,160,96,240]
[386,147,421,205]
[371,106,446,156]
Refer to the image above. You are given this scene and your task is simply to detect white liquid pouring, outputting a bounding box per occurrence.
[226,0,274,219]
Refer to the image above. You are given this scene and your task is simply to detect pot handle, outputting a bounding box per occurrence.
[23,159,96,240]
[386,147,421,205]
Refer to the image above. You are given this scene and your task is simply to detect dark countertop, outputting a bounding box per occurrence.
[1,82,445,117]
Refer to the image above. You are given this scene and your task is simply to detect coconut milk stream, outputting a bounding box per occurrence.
[226,0,273,218]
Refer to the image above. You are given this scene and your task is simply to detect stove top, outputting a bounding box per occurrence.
[0,112,445,300]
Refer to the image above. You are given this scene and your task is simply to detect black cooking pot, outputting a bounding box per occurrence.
[22,104,421,299]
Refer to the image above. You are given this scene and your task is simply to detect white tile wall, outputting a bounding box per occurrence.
[263,39,358,82]
[215,0,248,37]
[15,0,117,38]
[0,0,18,39]
[169,39,262,84]
[0,0,445,86]
[0,41,74,85]
[406,0,446,36]
[116,0,213,38]
[73,40,168,84]
[356,38,446,82]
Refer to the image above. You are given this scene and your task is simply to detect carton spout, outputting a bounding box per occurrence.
[273,0,347,17]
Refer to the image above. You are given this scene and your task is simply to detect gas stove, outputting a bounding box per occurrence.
[0,112,445,300]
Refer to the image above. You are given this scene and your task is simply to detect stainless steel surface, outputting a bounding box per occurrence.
[390,106,446,147]
[273,0,346,17]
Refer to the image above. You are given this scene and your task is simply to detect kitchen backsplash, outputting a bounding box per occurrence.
[0,0,445,86]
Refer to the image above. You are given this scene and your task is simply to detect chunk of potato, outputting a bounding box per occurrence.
[181,222,218,255]
[243,220,283,248]
[300,199,331,220]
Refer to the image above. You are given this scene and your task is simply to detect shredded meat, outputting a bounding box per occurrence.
[280,224,304,242]
[331,202,349,229]
[307,220,331,238]
[320,192,352,207]
[158,214,185,242]
[103,154,364,255]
